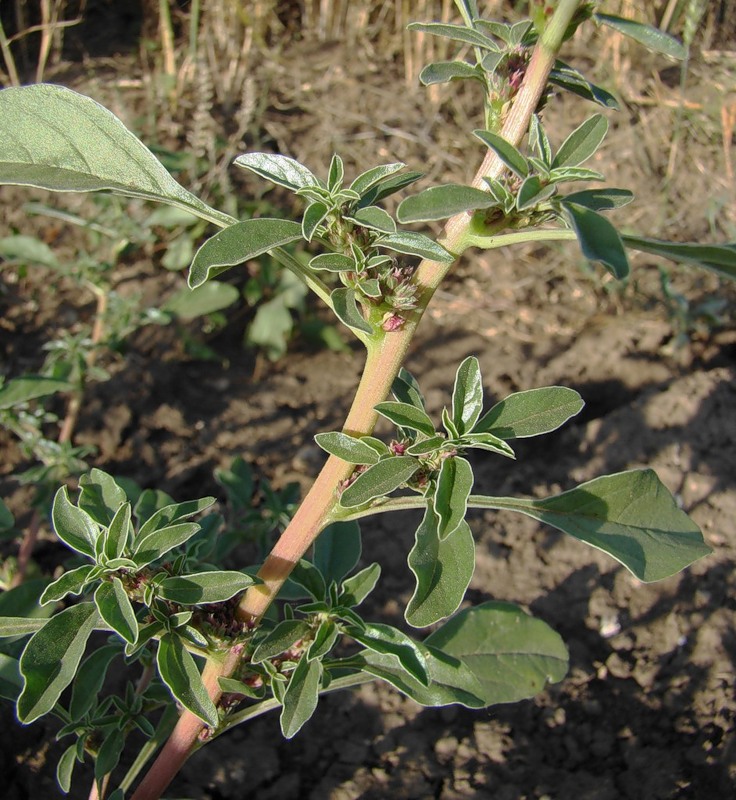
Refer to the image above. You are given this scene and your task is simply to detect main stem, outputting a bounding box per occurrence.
[130,5,581,798]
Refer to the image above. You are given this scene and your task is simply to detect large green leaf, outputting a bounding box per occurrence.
[377,232,454,263]
[360,645,485,708]
[0,84,232,226]
[563,202,630,278]
[313,521,362,586]
[472,470,712,582]
[158,571,255,605]
[52,487,99,558]
[94,578,138,645]
[68,644,119,721]
[330,287,373,335]
[234,152,320,192]
[78,469,128,527]
[40,564,95,606]
[622,235,736,281]
[474,386,584,439]
[397,184,498,223]
[251,619,312,665]
[375,401,436,437]
[314,432,381,465]
[188,219,302,288]
[406,506,475,628]
[473,131,530,178]
[552,114,608,169]
[408,22,494,49]
[163,281,240,320]
[280,656,322,738]
[17,601,98,723]
[451,356,484,435]
[156,633,218,727]
[0,375,71,410]
[434,457,474,540]
[339,457,419,508]
[348,623,429,686]
[426,601,568,704]
[594,13,687,59]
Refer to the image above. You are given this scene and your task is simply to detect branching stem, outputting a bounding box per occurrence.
[130,3,585,797]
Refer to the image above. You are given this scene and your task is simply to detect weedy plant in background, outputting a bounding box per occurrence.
[0,2,733,799]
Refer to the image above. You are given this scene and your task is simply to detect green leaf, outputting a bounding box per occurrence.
[52,487,99,558]
[474,470,712,582]
[163,281,239,320]
[0,617,48,636]
[248,295,294,361]
[137,497,215,537]
[378,232,454,263]
[157,633,218,727]
[563,202,630,278]
[408,22,494,49]
[460,432,515,458]
[406,506,475,628]
[418,60,483,86]
[158,571,255,605]
[0,234,61,268]
[340,457,419,508]
[529,115,552,166]
[103,502,131,562]
[451,356,483,435]
[426,601,569,704]
[434,457,474,540]
[349,163,406,197]
[56,743,77,794]
[327,153,344,192]
[0,84,232,226]
[94,578,138,645]
[280,656,322,738]
[345,205,396,233]
[307,619,339,661]
[552,114,608,168]
[132,522,202,566]
[473,131,529,178]
[375,401,436,437]
[17,601,98,723]
[330,287,373,335]
[302,201,330,241]
[391,371,425,415]
[40,564,95,606]
[0,375,71,410]
[361,645,485,708]
[289,560,327,602]
[349,623,429,685]
[314,432,381,465]
[549,61,619,110]
[406,435,447,456]
[474,386,584,439]
[622,235,736,281]
[234,152,320,192]
[69,644,119,721]
[397,184,497,224]
[251,619,311,664]
[562,188,634,211]
[594,13,687,59]
[308,253,355,272]
[78,469,128,527]
[313,521,362,585]
[94,727,125,784]
[358,171,424,207]
[188,219,302,288]
[516,175,556,210]
[339,563,381,607]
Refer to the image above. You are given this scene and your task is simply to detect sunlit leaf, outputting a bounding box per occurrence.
[0,84,232,226]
